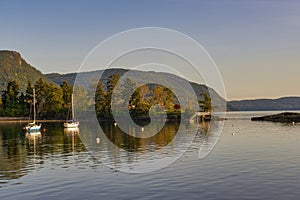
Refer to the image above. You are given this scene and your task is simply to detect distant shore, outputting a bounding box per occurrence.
[251,112,300,123]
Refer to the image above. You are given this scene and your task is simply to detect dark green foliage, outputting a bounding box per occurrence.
[73,84,88,112]
[0,78,79,119]
[34,78,65,118]
[1,80,31,117]
[23,81,33,117]
[198,93,212,112]
[61,80,73,108]
[46,68,226,110]
[95,82,106,117]
[1,81,21,116]
[98,74,120,119]
[0,50,53,93]
[94,76,181,120]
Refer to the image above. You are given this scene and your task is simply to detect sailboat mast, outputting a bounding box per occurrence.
[33,88,36,123]
[71,93,74,120]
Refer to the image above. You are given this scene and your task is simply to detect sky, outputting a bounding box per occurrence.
[0,0,300,100]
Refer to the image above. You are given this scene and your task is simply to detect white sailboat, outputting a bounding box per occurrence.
[24,88,42,132]
[64,93,79,128]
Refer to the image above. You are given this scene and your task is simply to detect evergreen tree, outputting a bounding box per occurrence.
[129,85,152,113]
[18,93,27,116]
[106,74,120,94]
[34,78,64,118]
[95,82,106,116]
[60,80,73,108]
[74,84,89,112]
[44,83,63,117]
[102,74,120,118]
[34,78,47,117]
[0,97,4,116]
[198,93,212,112]
[1,81,20,116]
[24,81,33,117]
[120,78,136,109]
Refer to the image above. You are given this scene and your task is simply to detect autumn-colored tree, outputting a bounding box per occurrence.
[153,85,174,110]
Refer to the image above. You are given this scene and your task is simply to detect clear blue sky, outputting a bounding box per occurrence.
[1,0,300,100]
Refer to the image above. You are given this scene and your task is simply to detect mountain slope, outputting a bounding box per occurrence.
[0,50,52,92]
[228,97,300,111]
[46,68,227,111]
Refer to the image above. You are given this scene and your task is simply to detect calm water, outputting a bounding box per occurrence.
[1,111,300,200]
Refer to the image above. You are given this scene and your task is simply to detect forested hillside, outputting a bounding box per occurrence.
[0,50,52,92]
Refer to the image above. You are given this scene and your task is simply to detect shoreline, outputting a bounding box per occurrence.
[0,117,65,123]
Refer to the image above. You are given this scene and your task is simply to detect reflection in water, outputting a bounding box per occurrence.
[0,120,222,183]
[26,132,42,175]
[0,123,86,186]
[2,113,300,199]
[0,124,27,184]
[100,121,180,152]
[80,120,198,173]
[197,121,223,159]
[79,119,223,173]
[198,121,211,134]
[64,127,80,157]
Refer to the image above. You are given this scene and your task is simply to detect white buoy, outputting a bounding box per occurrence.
[96,137,100,144]
[232,132,235,136]
[114,122,117,126]
[141,127,144,131]
[292,122,295,125]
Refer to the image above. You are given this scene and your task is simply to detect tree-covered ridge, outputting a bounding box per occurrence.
[0,75,213,120]
[94,75,183,120]
[0,50,215,118]
[46,68,226,112]
[93,74,213,121]
[0,50,53,93]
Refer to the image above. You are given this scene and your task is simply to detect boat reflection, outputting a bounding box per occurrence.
[25,132,42,175]
[64,127,79,157]
[64,127,80,135]
[26,131,42,137]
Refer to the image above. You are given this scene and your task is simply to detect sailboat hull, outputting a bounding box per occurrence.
[64,121,79,128]
[25,124,42,132]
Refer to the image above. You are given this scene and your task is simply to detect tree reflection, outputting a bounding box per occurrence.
[0,123,86,184]
[99,121,180,153]
[0,124,27,182]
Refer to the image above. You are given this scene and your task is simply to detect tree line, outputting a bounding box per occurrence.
[94,74,212,120]
[94,74,181,120]
[0,79,74,118]
[0,74,212,120]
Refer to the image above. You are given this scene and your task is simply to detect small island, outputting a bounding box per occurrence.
[251,112,300,123]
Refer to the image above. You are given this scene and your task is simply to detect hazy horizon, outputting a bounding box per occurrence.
[1,0,300,100]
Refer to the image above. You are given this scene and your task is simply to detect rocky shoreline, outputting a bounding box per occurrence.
[251,112,300,123]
